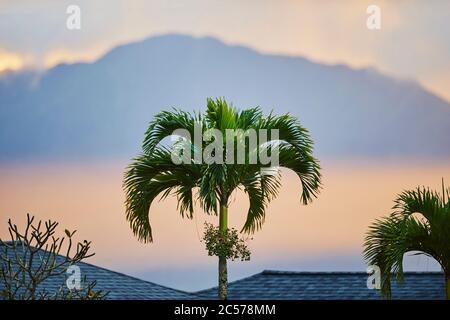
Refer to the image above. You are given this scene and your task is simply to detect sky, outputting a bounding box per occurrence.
[0,1,449,290]
[0,0,449,102]
[0,160,446,290]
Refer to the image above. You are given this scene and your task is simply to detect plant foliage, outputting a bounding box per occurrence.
[364,181,450,298]
[124,98,321,242]
[202,223,251,261]
[0,214,107,300]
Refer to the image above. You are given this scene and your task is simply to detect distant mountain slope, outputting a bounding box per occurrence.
[1,34,449,161]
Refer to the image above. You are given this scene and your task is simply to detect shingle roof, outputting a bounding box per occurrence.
[3,242,445,300]
[0,242,193,300]
[196,270,446,300]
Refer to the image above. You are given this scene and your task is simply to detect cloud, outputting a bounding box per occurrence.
[0,49,25,72]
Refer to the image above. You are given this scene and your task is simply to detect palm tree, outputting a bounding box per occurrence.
[124,98,321,299]
[364,181,450,299]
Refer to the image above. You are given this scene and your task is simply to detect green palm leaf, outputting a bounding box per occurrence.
[364,183,450,299]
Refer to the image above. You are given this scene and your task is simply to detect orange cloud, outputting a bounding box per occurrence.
[0,49,24,72]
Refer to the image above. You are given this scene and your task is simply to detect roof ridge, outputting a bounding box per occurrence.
[77,259,193,295]
[261,270,444,275]
[0,240,192,296]
[195,271,266,294]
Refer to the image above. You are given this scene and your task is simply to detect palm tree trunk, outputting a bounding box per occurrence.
[218,204,228,300]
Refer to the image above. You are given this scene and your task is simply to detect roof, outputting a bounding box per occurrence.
[0,242,193,300]
[2,242,445,300]
[196,270,446,300]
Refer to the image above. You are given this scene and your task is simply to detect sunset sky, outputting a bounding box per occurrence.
[0,160,447,290]
[0,1,449,291]
[0,0,450,102]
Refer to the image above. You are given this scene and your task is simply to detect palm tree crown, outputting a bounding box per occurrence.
[364,182,450,299]
[124,98,321,242]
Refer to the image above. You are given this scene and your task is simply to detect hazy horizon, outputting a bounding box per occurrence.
[0,159,445,291]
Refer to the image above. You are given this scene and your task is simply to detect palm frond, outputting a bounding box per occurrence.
[205,98,237,130]
[142,109,200,153]
[364,184,450,298]
[123,148,201,242]
[277,144,321,204]
[394,187,443,223]
[238,168,281,233]
[125,98,322,243]
[257,113,314,155]
[253,113,321,203]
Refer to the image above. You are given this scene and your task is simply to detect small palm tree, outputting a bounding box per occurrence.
[364,181,450,299]
[124,98,321,299]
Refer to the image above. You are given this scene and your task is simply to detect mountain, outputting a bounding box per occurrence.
[1,34,449,162]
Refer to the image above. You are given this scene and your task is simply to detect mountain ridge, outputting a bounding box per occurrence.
[1,33,449,162]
